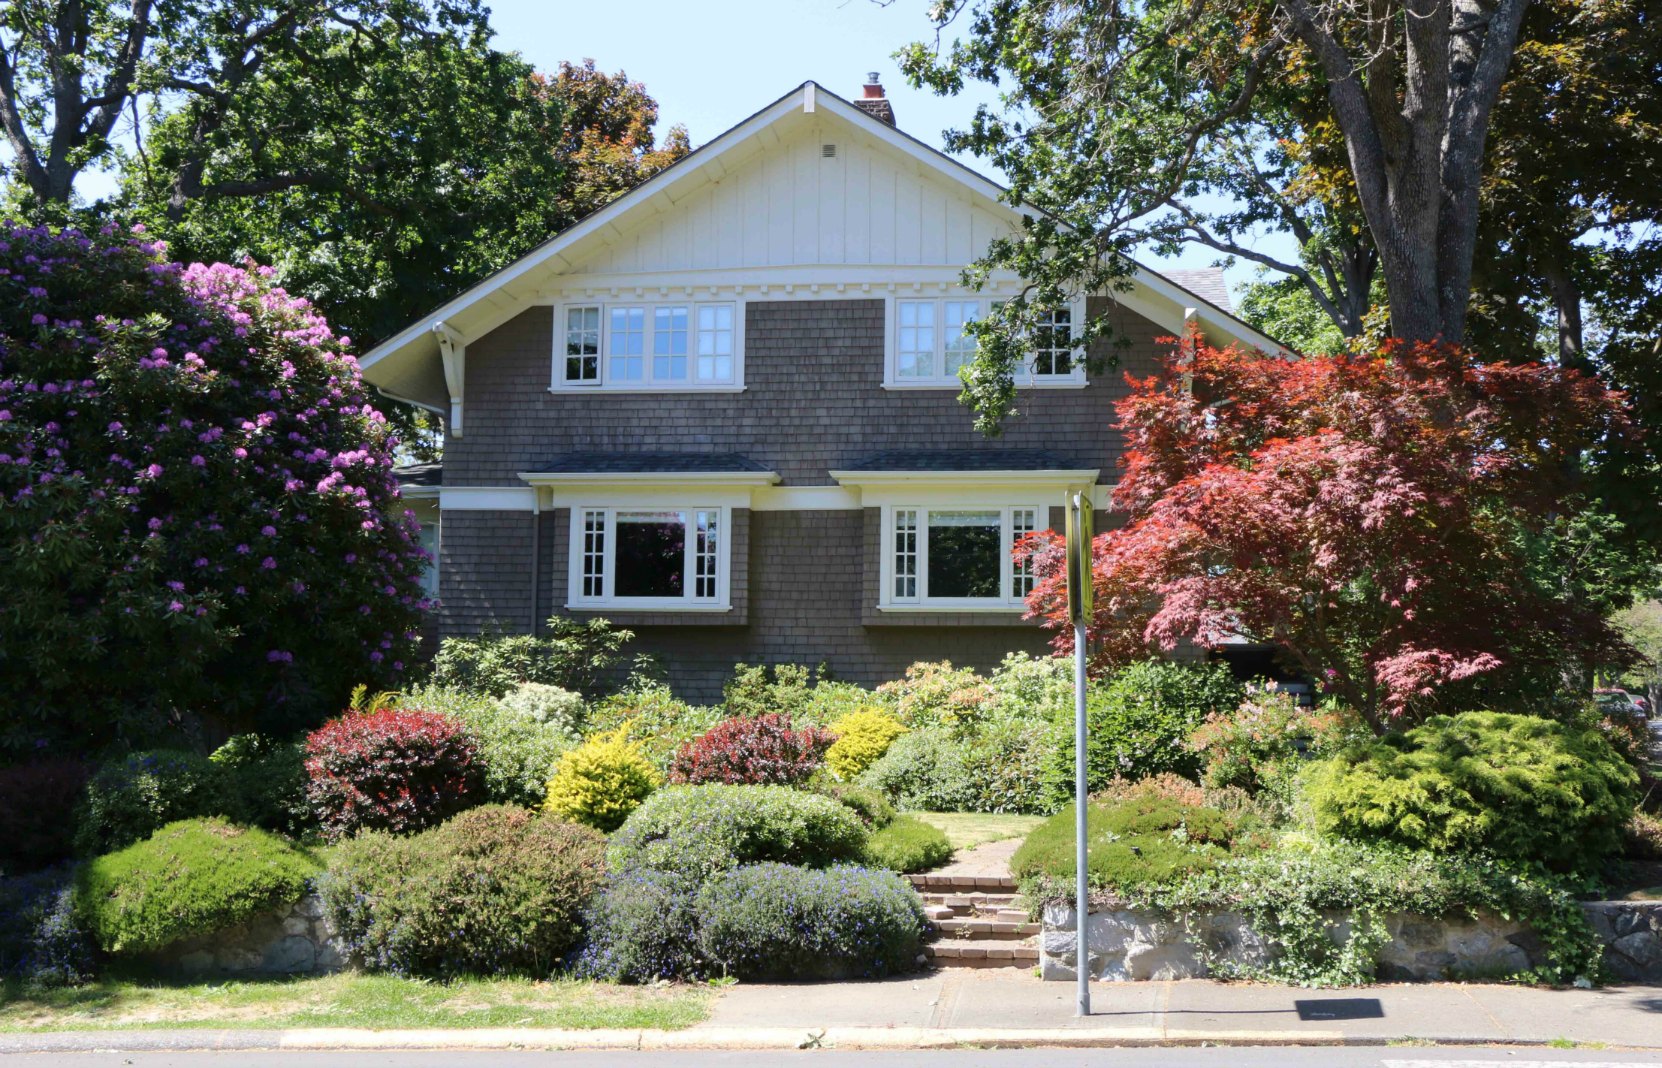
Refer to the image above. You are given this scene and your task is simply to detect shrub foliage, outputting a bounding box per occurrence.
[74,749,223,856]
[608,784,868,882]
[543,726,660,832]
[303,707,484,840]
[76,817,321,955]
[0,760,88,871]
[825,710,907,781]
[430,617,632,697]
[1306,710,1639,871]
[321,805,606,978]
[0,223,427,756]
[667,713,833,786]
[865,815,954,874]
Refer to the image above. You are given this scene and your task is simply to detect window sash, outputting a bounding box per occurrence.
[891,298,1082,385]
[571,506,725,607]
[559,302,738,387]
[886,504,1044,607]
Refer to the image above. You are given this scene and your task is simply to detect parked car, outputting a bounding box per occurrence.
[1594,688,1648,725]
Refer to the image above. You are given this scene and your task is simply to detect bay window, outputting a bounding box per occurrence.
[882,504,1045,609]
[569,505,728,609]
[556,301,740,390]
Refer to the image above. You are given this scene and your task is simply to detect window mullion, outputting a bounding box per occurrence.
[918,507,930,602]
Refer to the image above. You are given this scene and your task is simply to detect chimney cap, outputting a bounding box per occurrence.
[854,72,897,125]
[866,71,881,84]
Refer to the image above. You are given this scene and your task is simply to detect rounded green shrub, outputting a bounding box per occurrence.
[858,726,975,812]
[825,709,908,781]
[815,781,896,828]
[1306,710,1640,872]
[76,818,321,955]
[608,784,868,882]
[695,863,926,980]
[1045,660,1242,807]
[320,805,606,978]
[543,726,659,832]
[865,815,954,874]
[74,749,224,856]
[500,682,586,736]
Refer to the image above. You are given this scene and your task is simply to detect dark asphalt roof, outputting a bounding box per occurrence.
[393,461,443,487]
[529,452,773,474]
[841,450,1085,472]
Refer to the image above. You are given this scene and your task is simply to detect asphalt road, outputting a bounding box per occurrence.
[6,1050,1662,1068]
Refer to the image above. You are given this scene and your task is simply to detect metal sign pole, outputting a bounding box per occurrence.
[1065,491,1093,1017]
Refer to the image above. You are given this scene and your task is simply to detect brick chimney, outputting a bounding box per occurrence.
[853,72,896,127]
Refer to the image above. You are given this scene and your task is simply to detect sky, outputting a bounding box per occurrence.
[44,0,1297,300]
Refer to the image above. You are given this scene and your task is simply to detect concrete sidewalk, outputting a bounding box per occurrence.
[3,975,1660,1054]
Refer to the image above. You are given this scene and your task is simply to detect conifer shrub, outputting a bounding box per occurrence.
[608,784,868,882]
[865,815,954,874]
[667,712,833,786]
[321,805,605,978]
[825,709,908,781]
[1306,710,1639,872]
[303,707,483,840]
[542,726,659,832]
[76,818,320,955]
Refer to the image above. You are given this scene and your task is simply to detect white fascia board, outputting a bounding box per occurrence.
[398,486,441,500]
[439,486,537,511]
[829,468,1099,487]
[517,470,781,488]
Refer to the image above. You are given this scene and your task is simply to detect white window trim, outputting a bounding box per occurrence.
[882,297,1088,390]
[877,503,1046,611]
[564,504,733,612]
[551,301,745,393]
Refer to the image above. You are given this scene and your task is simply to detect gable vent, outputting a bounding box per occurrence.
[821,143,838,159]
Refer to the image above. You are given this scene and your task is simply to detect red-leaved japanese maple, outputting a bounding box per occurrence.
[1023,337,1632,732]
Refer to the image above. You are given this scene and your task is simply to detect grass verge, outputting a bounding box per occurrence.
[913,811,1046,850]
[0,972,710,1033]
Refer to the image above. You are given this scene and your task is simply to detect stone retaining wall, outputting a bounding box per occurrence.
[1040,900,1662,983]
[143,893,341,979]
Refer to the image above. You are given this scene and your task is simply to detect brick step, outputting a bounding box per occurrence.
[909,873,1018,893]
[924,939,1039,967]
[918,891,1021,912]
[933,918,1041,939]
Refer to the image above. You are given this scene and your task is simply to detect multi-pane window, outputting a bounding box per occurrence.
[885,505,1045,608]
[557,302,739,388]
[1011,507,1039,597]
[416,521,440,599]
[889,298,1082,386]
[697,305,735,382]
[896,301,937,379]
[569,506,726,608]
[1033,308,1074,376]
[564,306,600,383]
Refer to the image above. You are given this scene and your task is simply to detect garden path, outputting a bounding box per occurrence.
[927,838,1021,882]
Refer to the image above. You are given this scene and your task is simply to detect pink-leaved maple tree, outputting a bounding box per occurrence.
[1022,337,1632,733]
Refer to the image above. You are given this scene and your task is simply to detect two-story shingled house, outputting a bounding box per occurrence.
[359,76,1281,700]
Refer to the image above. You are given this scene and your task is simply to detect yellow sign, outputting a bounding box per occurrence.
[1065,491,1094,622]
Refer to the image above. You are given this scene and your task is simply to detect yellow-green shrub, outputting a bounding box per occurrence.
[826,710,908,781]
[544,727,660,832]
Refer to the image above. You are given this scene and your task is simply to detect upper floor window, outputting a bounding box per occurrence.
[886,298,1085,389]
[881,503,1045,609]
[557,301,740,390]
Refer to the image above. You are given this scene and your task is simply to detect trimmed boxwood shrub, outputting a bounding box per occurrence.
[74,749,224,856]
[303,707,483,840]
[76,818,321,955]
[320,805,606,978]
[571,869,706,983]
[695,863,926,980]
[543,726,659,832]
[608,784,868,882]
[0,760,88,871]
[667,713,834,786]
[1306,710,1639,872]
[0,865,95,989]
[865,815,954,874]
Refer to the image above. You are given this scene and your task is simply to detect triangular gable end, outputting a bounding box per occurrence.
[358,81,1284,419]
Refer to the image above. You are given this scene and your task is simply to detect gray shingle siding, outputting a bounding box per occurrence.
[435,296,1165,697]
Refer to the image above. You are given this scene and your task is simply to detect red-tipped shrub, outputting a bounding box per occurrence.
[0,760,88,872]
[668,713,834,786]
[303,708,483,840]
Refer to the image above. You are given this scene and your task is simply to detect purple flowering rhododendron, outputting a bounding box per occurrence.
[0,222,429,755]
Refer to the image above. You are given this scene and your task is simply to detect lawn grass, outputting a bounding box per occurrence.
[912,811,1046,850]
[0,972,710,1033]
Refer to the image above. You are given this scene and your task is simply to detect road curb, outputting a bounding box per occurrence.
[5,1027,1662,1054]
